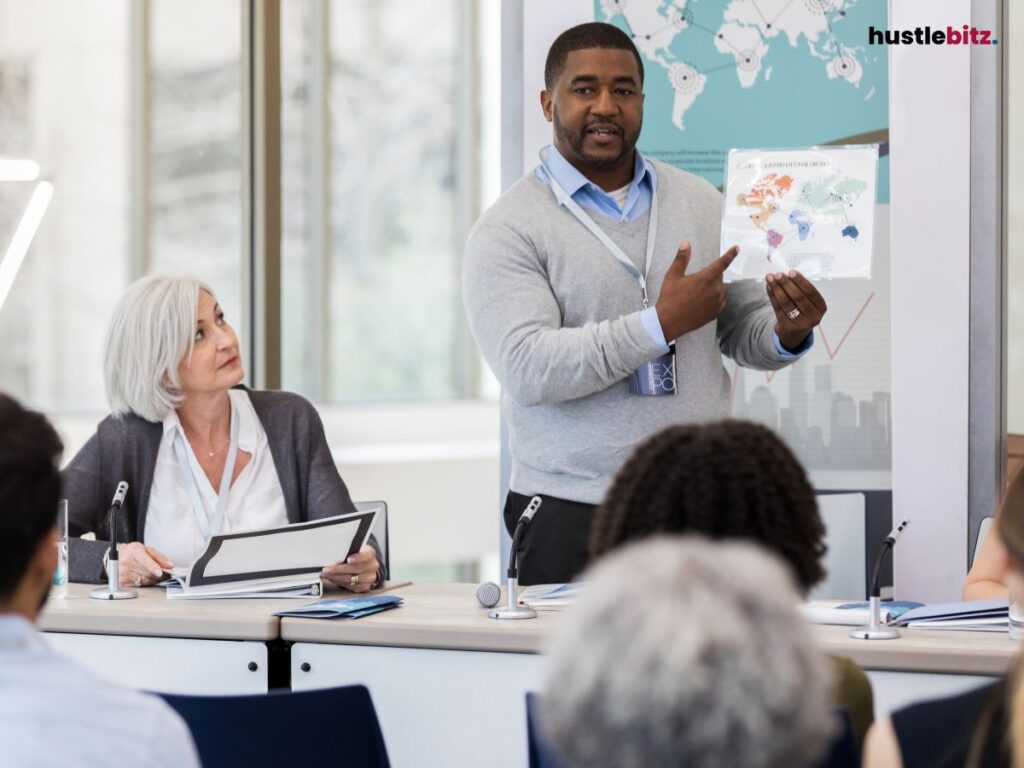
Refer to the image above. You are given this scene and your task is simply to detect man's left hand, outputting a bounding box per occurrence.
[321,545,380,593]
[765,271,828,351]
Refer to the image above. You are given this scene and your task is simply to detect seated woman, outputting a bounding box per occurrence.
[65,275,383,592]
[541,537,835,768]
[589,419,873,747]
[865,467,1024,768]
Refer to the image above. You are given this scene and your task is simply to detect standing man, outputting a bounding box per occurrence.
[463,22,827,585]
[0,393,199,767]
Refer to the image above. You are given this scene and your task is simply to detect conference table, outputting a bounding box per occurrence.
[40,583,300,694]
[41,582,1017,768]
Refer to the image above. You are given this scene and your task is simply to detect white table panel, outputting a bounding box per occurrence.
[43,632,269,694]
[292,642,543,768]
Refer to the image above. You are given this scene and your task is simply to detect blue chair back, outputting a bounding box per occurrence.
[812,708,860,768]
[526,692,567,768]
[161,684,390,767]
[527,693,857,768]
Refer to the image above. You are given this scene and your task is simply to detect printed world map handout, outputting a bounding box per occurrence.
[721,146,877,280]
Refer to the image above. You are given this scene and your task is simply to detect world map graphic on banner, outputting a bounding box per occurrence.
[595,0,889,202]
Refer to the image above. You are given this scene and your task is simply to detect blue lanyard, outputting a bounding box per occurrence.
[172,403,240,542]
[540,147,659,308]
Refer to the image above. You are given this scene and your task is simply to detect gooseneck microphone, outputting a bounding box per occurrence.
[489,496,542,620]
[90,481,139,601]
[850,518,910,640]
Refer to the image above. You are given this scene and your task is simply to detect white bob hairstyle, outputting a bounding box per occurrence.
[540,536,836,768]
[104,274,215,423]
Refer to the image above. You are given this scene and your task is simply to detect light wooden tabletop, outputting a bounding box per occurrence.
[39,583,285,641]
[40,581,407,642]
[40,582,1024,675]
[281,583,1024,676]
[280,582,555,652]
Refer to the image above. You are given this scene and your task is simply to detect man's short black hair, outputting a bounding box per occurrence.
[0,394,63,599]
[544,22,645,91]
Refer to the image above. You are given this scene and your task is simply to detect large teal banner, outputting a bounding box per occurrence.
[596,0,889,202]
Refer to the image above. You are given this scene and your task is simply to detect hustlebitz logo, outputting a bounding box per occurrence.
[868,25,998,46]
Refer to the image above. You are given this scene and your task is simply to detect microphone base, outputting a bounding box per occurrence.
[849,595,900,639]
[488,605,538,620]
[488,575,538,620]
[849,625,901,640]
[90,587,138,600]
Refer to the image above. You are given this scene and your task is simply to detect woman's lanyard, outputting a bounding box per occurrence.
[540,147,659,308]
[172,403,240,542]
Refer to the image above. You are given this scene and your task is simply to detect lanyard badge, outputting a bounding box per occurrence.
[541,148,676,397]
[628,344,677,396]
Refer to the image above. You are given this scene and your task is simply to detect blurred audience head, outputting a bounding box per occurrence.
[590,419,826,592]
[0,393,63,614]
[540,536,834,768]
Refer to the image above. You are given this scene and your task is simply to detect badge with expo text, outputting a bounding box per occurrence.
[628,346,676,396]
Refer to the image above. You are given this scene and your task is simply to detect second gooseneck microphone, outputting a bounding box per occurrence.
[90,481,138,601]
[850,518,910,640]
[489,496,542,620]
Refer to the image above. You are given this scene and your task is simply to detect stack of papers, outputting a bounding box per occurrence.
[274,596,402,620]
[800,600,922,627]
[164,508,378,599]
[518,583,586,611]
[895,599,1009,632]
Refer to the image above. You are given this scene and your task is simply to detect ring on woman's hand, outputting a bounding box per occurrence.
[133,575,142,588]
[786,308,801,320]
[349,575,360,587]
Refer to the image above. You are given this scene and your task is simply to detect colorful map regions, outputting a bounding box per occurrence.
[737,173,793,206]
[799,174,869,216]
[789,210,812,241]
[721,146,877,280]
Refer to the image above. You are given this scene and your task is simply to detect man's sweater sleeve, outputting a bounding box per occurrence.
[717,278,794,371]
[463,219,665,407]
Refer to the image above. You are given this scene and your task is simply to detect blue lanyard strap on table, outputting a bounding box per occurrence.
[172,402,240,542]
[540,147,659,308]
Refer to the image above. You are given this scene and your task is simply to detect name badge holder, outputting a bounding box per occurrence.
[173,401,240,542]
[540,148,674,396]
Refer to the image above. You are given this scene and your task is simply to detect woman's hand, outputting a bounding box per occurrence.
[116,542,174,588]
[321,545,380,593]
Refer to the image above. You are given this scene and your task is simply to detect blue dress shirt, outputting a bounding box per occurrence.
[537,144,813,359]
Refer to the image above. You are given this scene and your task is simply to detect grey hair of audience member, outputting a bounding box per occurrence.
[103,274,215,423]
[540,536,835,768]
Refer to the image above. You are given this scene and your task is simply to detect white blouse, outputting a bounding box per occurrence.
[144,389,289,567]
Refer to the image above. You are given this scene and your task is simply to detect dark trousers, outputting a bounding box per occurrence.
[503,491,596,586]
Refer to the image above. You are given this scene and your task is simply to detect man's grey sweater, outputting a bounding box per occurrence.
[463,160,795,505]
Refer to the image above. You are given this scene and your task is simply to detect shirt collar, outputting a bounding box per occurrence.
[229,389,258,453]
[161,389,257,453]
[0,614,44,651]
[540,144,656,198]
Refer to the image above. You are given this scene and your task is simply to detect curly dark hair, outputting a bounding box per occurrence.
[590,420,826,591]
[0,393,64,599]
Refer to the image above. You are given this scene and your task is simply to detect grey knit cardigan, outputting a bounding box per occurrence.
[63,387,384,584]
